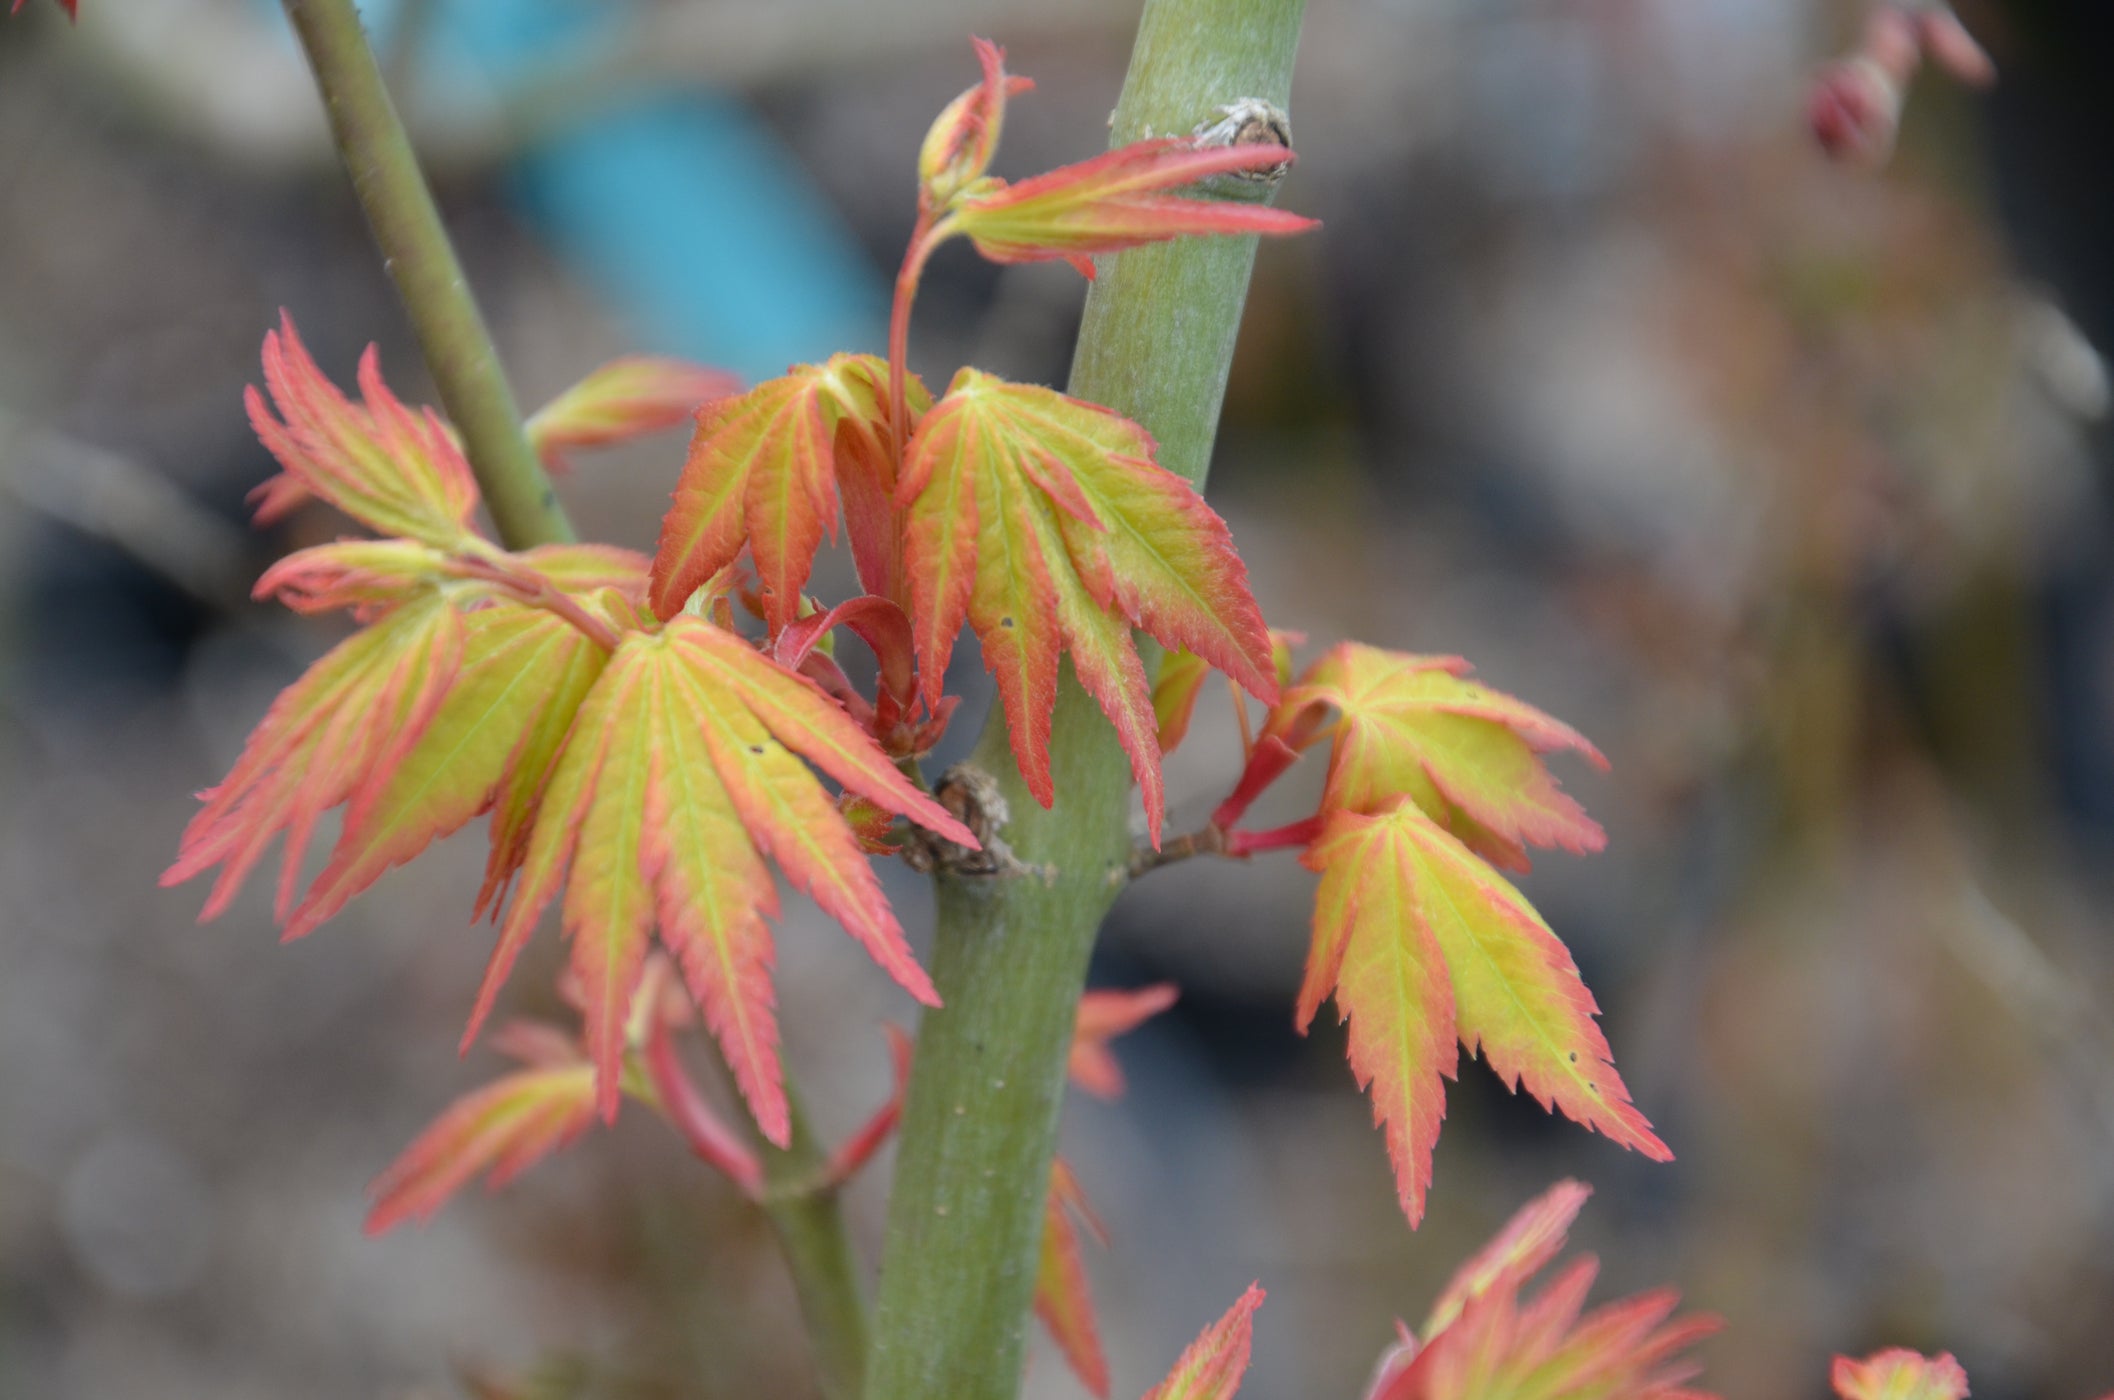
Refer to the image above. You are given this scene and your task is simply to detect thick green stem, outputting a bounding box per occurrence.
[865,4,1306,1397]
[282,0,575,549]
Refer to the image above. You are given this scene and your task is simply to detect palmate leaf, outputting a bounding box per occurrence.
[365,1022,599,1235]
[475,617,978,1140]
[245,312,480,546]
[649,353,925,629]
[1366,1182,1718,1400]
[280,600,611,940]
[1831,1351,1970,1400]
[1143,1286,1266,1400]
[1272,643,1609,872]
[899,369,1276,841]
[163,590,465,922]
[1301,802,1669,1226]
[525,355,739,473]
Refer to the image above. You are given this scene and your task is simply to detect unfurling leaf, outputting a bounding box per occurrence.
[1035,1157,1112,1398]
[163,591,465,923]
[649,354,920,630]
[918,36,1034,210]
[1831,1351,1970,1400]
[1070,983,1179,1099]
[366,1030,597,1235]
[474,618,978,1140]
[899,369,1276,841]
[1271,643,1609,872]
[1143,1285,1265,1400]
[526,356,740,472]
[943,140,1317,278]
[245,312,480,546]
[1368,1181,1718,1400]
[1301,802,1667,1226]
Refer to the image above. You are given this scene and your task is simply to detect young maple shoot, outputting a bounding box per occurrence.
[159,29,1706,1399]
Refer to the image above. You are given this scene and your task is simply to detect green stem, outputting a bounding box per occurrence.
[755,1091,872,1400]
[865,4,1307,1397]
[281,0,575,550]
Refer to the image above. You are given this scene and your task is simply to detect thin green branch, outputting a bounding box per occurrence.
[865,3,1308,1397]
[281,0,574,550]
[752,1089,872,1400]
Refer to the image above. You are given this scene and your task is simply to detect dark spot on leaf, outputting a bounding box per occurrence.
[749,744,765,755]
[1568,1052,1577,1062]
[1000,616,1015,629]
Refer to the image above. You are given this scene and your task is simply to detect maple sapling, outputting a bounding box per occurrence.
[145,4,1727,1397]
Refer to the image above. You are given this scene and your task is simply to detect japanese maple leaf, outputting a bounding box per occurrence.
[1365,1181,1718,1400]
[365,1020,597,1235]
[525,355,739,473]
[163,590,466,922]
[1832,1351,1970,1400]
[1300,800,1668,1226]
[1143,1286,1266,1400]
[898,368,1276,841]
[280,598,613,940]
[244,313,480,545]
[649,353,923,629]
[474,616,977,1139]
[1271,643,1608,872]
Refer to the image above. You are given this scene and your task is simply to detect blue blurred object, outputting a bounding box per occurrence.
[301,0,889,381]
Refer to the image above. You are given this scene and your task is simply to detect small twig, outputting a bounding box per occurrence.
[1124,820,1229,882]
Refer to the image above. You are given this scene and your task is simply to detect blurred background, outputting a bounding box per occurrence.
[4,0,2113,1396]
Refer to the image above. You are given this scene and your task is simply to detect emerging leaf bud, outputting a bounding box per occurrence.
[918,37,1034,213]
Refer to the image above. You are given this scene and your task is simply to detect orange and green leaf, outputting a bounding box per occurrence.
[649,354,908,630]
[943,140,1316,278]
[281,601,609,940]
[1367,1181,1718,1400]
[1300,802,1667,1227]
[1035,1157,1112,1398]
[1143,1285,1266,1400]
[163,590,464,923]
[245,312,479,547]
[1273,643,1608,871]
[526,356,739,472]
[365,1026,598,1235]
[1832,1351,1970,1400]
[899,369,1276,840]
[473,618,977,1138]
